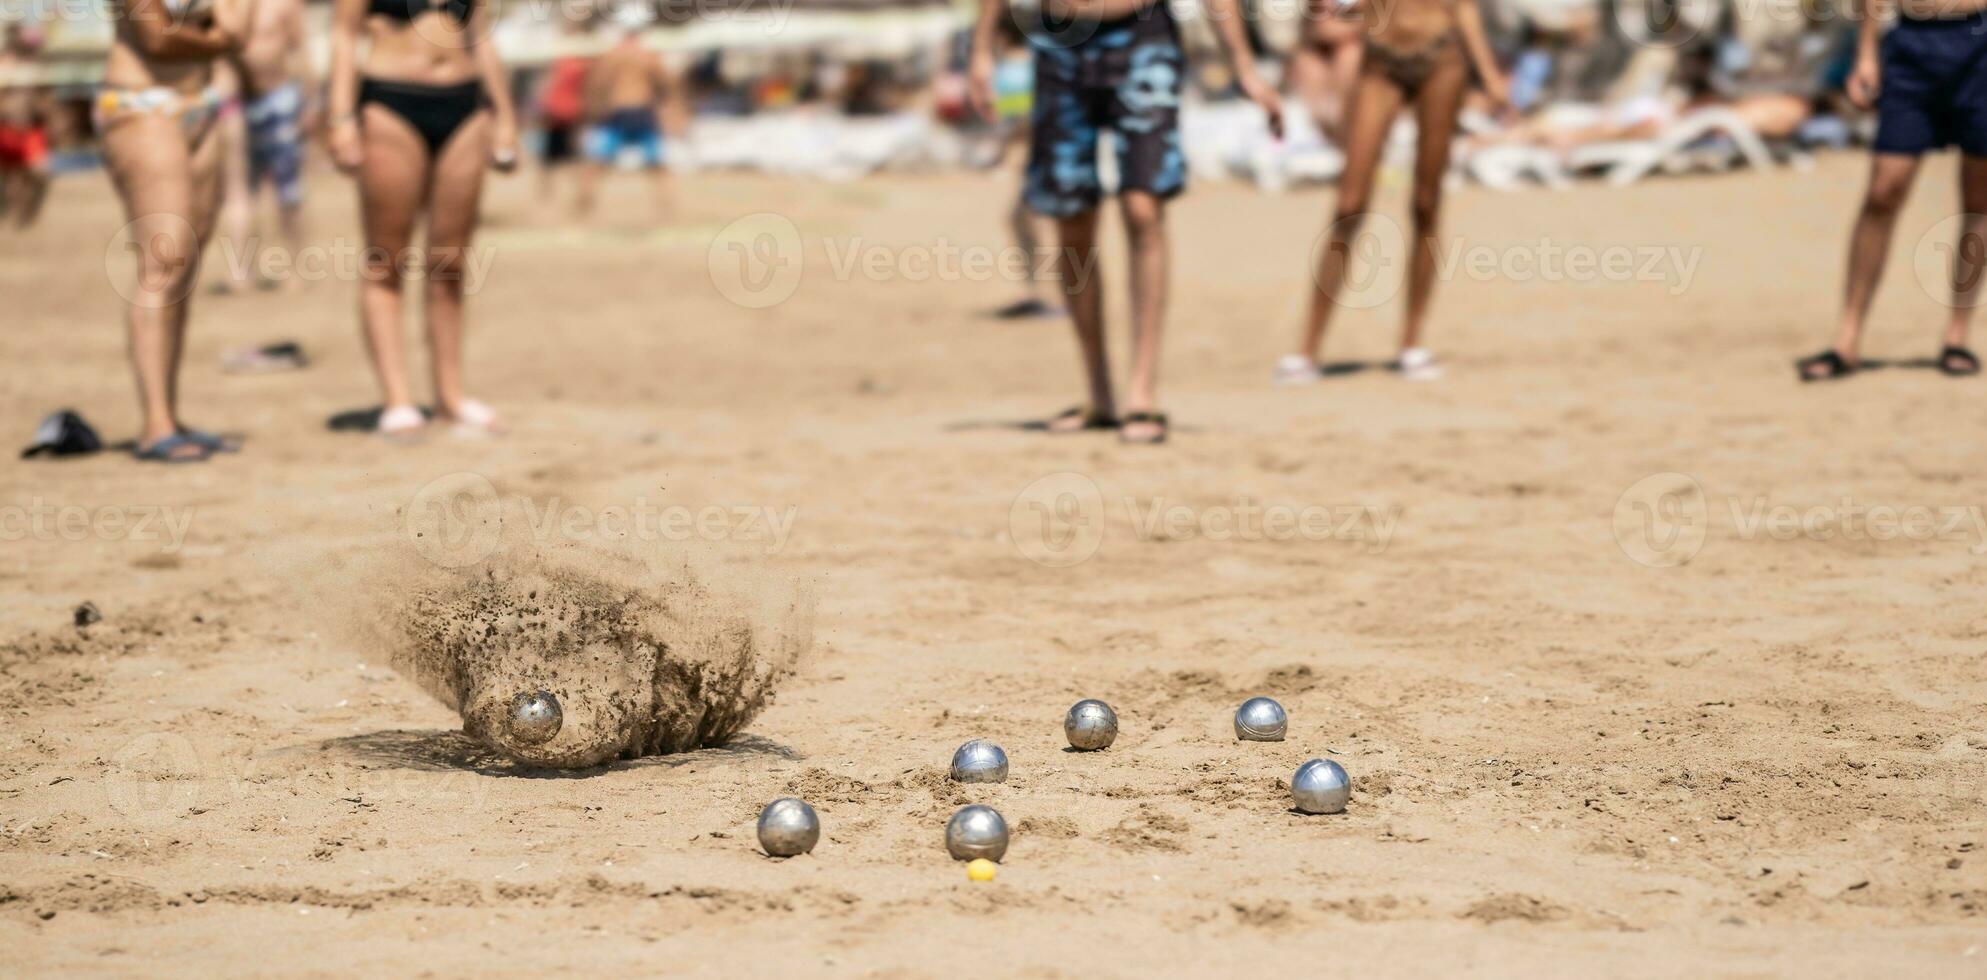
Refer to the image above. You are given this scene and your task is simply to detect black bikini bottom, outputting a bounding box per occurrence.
[1364,32,1464,98]
[359,77,487,156]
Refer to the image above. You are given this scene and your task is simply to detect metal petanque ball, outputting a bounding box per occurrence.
[1291,758,1351,814]
[1064,699,1119,751]
[949,738,1010,783]
[945,804,1010,862]
[756,797,821,857]
[506,690,563,746]
[1234,697,1288,742]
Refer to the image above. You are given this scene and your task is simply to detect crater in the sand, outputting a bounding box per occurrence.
[333,543,813,769]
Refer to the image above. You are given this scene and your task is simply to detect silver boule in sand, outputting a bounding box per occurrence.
[1064,699,1119,751]
[949,738,1010,783]
[1234,697,1288,741]
[1291,758,1350,814]
[945,804,1010,862]
[505,690,563,746]
[757,797,821,856]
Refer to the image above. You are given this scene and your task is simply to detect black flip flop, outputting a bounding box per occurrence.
[1938,345,1981,377]
[133,432,216,464]
[1032,406,1119,433]
[179,427,242,453]
[1119,411,1169,445]
[1796,350,1856,382]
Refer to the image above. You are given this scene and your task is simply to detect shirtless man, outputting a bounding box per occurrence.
[214,0,311,290]
[1798,0,1987,380]
[969,0,1282,443]
[0,23,52,230]
[576,11,677,222]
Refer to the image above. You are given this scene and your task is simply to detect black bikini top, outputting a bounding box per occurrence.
[368,0,472,24]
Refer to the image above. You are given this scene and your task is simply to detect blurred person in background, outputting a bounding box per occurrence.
[1798,0,1987,380]
[1288,0,1363,144]
[211,0,313,293]
[0,22,53,230]
[98,0,250,461]
[328,0,519,437]
[1277,0,1508,384]
[982,15,1062,320]
[576,6,676,222]
[970,0,1284,444]
[532,13,593,211]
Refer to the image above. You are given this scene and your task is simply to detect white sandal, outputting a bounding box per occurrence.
[1397,347,1443,382]
[377,405,427,437]
[449,399,505,437]
[1273,353,1323,386]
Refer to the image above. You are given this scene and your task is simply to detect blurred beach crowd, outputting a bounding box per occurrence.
[0,0,1888,191]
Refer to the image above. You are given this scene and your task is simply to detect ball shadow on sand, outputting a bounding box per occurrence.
[308,728,799,778]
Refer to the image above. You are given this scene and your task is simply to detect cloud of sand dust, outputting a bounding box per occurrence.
[315,532,814,769]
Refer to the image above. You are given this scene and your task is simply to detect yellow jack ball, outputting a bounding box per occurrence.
[966,858,998,882]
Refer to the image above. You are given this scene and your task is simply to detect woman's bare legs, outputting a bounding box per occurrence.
[211,109,253,291]
[423,111,492,424]
[356,104,429,414]
[1049,208,1112,431]
[1401,59,1469,354]
[170,117,226,417]
[1120,190,1168,441]
[103,115,204,456]
[1297,68,1405,361]
[1321,38,1364,144]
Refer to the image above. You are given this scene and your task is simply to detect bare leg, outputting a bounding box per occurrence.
[211,110,253,291]
[168,117,227,413]
[575,159,603,218]
[1048,208,1112,430]
[1946,155,1987,352]
[1297,67,1405,361]
[647,164,672,224]
[101,116,199,454]
[10,166,49,228]
[1816,152,1922,374]
[424,111,492,423]
[1119,190,1168,441]
[356,104,430,414]
[1401,59,1470,355]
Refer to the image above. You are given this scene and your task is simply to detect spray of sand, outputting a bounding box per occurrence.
[328,538,814,768]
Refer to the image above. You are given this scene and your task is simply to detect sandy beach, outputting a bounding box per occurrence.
[4,152,1985,975]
